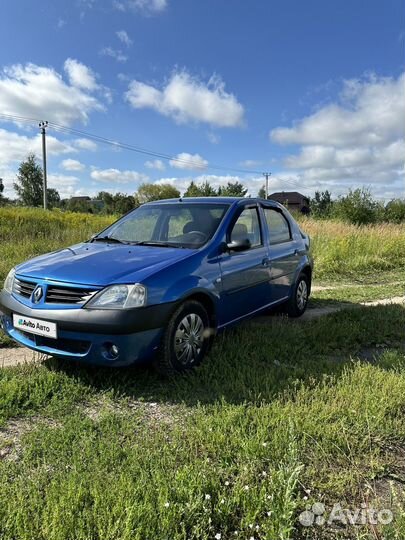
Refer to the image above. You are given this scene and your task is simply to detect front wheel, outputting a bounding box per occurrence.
[285,273,310,318]
[154,300,211,375]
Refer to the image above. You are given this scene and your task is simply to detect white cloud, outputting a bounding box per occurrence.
[100,47,128,63]
[270,72,405,198]
[90,167,149,184]
[0,61,104,126]
[145,159,165,171]
[125,71,245,127]
[169,152,208,171]
[48,174,80,198]
[113,0,167,14]
[64,58,98,91]
[0,128,75,169]
[73,138,98,151]
[60,158,85,171]
[116,30,133,47]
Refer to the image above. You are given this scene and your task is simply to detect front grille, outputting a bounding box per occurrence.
[46,285,97,305]
[13,277,98,305]
[13,278,36,298]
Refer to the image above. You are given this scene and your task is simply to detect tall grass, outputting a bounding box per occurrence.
[0,208,115,281]
[300,218,405,279]
[0,208,404,282]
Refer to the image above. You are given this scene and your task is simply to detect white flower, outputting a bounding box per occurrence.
[215,534,221,540]
[261,471,267,477]
[244,485,249,490]
[205,494,211,500]
[225,481,230,486]
[266,511,272,517]
[249,524,253,529]
[164,502,170,508]
[220,498,225,504]
[262,442,267,447]
[255,525,260,530]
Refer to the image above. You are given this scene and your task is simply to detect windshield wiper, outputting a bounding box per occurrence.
[92,236,127,244]
[132,241,184,248]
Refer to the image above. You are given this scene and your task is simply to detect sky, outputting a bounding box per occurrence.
[0,0,403,200]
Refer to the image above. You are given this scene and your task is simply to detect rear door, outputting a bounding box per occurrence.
[218,205,272,324]
[261,205,300,301]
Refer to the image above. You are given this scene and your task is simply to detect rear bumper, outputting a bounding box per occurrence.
[0,291,172,366]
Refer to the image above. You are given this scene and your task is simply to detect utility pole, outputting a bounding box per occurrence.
[39,121,48,210]
[263,172,271,199]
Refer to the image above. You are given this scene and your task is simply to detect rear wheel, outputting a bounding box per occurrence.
[285,272,310,317]
[154,300,211,375]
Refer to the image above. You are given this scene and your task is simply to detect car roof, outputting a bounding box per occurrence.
[144,197,283,206]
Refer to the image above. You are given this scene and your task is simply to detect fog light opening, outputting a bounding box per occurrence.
[102,342,120,360]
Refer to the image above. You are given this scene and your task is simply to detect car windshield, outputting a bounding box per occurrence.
[94,203,230,248]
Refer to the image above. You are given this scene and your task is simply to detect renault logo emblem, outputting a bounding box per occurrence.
[32,286,43,304]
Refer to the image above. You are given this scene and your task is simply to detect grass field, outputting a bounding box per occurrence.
[0,207,404,539]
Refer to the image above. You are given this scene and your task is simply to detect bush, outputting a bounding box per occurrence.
[331,188,382,225]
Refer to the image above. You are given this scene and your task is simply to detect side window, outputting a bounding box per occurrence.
[264,208,291,244]
[230,208,262,248]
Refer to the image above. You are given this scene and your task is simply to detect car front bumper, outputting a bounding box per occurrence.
[0,290,176,366]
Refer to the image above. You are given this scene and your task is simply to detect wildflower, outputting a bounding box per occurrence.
[220,498,225,504]
[164,502,170,508]
[225,481,230,486]
[261,471,267,477]
[262,442,267,447]
[244,485,249,491]
[205,494,211,500]
[215,534,221,540]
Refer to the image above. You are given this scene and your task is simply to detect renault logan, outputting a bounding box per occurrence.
[0,198,313,374]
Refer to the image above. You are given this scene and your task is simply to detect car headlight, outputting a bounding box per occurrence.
[3,268,15,293]
[85,284,147,309]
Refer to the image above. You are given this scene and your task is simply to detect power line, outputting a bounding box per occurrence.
[0,112,307,191]
[0,113,263,176]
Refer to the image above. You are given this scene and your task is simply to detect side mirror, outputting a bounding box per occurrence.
[226,238,251,252]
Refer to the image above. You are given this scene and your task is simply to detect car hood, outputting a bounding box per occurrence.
[16,242,194,286]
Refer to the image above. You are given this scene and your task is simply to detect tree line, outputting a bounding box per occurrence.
[1,154,404,225]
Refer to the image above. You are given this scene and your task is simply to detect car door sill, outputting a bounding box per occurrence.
[218,295,289,329]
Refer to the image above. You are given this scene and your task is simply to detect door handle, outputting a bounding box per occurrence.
[262,257,270,267]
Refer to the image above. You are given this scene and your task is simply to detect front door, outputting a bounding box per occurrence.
[219,206,272,325]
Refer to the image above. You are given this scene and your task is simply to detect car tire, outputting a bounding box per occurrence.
[154,300,211,375]
[285,272,310,318]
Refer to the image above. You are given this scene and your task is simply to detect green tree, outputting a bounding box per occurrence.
[136,183,180,204]
[14,154,60,208]
[96,191,138,215]
[184,180,218,197]
[311,190,333,218]
[258,185,266,199]
[47,188,61,209]
[218,181,248,197]
[384,199,405,223]
[332,187,379,225]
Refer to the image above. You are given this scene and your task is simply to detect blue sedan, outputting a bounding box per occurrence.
[0,197,313,374]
